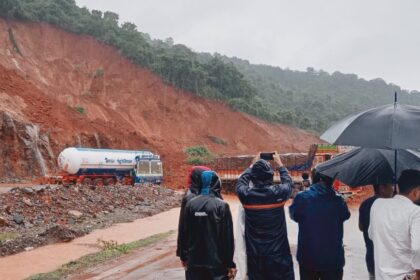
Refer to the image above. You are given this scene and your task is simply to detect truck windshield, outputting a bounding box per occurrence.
[137,161,150,174]
[151,161,163,174]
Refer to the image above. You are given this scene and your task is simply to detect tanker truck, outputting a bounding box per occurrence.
[52,147,163,186]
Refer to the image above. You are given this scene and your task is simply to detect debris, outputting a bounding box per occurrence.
[22,197,33,206]
[13,214,24,224]
[68,210,83,220]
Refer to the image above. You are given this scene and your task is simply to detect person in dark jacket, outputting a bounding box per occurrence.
[358,183,393,279]
[236,152,295,280]
[289,170,351,280]
[181,170,237,280]
[177,166,212,259]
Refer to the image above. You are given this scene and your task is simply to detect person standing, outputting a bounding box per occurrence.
[358,183,394,279]
[369,170,420,280]
[236,152,295,280]
[180,170,237,280]
[289,170,351,280]
[177,166,212,259]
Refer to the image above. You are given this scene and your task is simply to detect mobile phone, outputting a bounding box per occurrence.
[260,152,275,160]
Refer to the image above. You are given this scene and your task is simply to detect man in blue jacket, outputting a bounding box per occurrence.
[236,152,295,280]
[290,170,351,280]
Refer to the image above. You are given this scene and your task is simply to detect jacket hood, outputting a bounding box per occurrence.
[200,170,223,199]
[251,159,274,186]
[188,166,211,194]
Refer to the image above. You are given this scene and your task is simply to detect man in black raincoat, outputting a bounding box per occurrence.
[180,170,236,280]
[177,166,212,259]
[236,152,295,280]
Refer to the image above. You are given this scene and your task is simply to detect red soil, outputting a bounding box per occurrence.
[0,19,320,188]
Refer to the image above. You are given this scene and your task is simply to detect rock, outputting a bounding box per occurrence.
[0,216,9,227]
[13,214,24,224]
[22,188,34,195]
[24,247,34,251]
[68,210,83,220]
[22,197,33,206]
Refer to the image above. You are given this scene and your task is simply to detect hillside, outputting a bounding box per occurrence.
[219,55,420,132]
[0,19,320,187]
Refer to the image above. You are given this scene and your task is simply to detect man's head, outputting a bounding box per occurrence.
[398,169,420,205]
[302,172,309,180]
[188,166,211,194]
[373,184,394,198]
[311,169,334,187]
[251,159,274,185]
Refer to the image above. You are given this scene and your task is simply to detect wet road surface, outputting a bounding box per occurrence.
[72,198,368,280]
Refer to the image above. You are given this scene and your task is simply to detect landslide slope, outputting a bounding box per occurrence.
[0,20,320,187]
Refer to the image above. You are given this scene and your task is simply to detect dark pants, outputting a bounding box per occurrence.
[299,266,343,280]
[186,267,228,280]
[365,248,375,277]
[247,254,295,280]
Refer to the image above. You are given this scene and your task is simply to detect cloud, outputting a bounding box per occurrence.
[76,0,420,91]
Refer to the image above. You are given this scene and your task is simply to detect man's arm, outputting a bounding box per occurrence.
[289,193,305,222]
[179,201,191,264]
[222,203,237,280]
[176,193,189,257]
[411,210,420,279]
[235,168,252,200]
[340,198,351,221]
[271,152,294,200]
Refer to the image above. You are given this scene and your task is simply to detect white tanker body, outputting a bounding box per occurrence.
[56,147,163,186]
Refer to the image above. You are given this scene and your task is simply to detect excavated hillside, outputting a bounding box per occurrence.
[0,19,320,187]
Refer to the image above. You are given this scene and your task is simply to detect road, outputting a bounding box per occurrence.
[72,197,368,280]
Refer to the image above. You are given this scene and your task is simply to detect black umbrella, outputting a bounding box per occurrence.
[321,93,420,184]
[321,103,420,150]
[316,148,420,187]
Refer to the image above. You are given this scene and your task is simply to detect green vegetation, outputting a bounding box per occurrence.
[2,1,420,133]
[0,232,18,242]
[219,56,420,132]
[185,146,214,165]
[74,105,85,114]
[27,231,173,280]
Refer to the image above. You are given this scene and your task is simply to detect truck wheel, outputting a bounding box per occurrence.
[82,178,93,186]
[93,178,104,187]
[104,178,115,186]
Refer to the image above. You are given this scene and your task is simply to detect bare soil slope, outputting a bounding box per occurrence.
[0,19,320,187]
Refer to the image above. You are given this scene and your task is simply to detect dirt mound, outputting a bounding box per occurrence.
[0,185,181,256]
[0,19,320,188]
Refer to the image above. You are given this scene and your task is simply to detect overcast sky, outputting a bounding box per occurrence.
[76,0,420,91]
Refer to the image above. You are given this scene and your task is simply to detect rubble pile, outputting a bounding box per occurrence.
[0,185,182,256]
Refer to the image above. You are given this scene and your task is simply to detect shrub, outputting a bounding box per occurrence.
[185,146,214,165]
[74,105,86,115]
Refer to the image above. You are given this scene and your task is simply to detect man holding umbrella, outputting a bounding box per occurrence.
[369,170,420,280]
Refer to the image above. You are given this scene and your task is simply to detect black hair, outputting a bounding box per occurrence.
[302,172,309,180]
[398,169,420,195]
[311,169,333,187]
[373,184,380,194]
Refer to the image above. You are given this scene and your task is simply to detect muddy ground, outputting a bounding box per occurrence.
[71,198,368,280]
[0,184,182,256]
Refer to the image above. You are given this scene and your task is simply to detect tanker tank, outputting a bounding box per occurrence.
[58,147,154,175]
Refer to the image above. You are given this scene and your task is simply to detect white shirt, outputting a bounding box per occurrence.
[369,195,420,280]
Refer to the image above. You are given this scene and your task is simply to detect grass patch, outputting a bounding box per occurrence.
[27,231,174,280]
[74,105,86,115]
[0,232,18,242]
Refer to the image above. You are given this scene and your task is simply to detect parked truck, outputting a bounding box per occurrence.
[211,144,362,198]
[51,147,163,186]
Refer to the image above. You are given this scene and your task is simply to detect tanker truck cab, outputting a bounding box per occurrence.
[134,154,163,185]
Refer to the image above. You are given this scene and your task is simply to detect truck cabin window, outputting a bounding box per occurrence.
[151,161,162,174]
[137,161,150,174]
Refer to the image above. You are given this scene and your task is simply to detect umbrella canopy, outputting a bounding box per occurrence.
[321,103,420,150]
[316,148,420,187]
